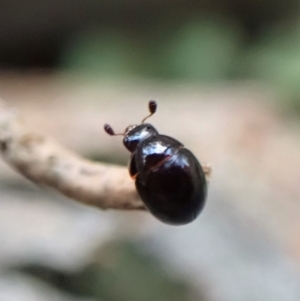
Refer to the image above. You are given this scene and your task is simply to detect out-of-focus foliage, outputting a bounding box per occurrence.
[1,1,300,113]
[241,21,300,112]
[62,18,242,81]
[58,8,300,114]
[17,241,201,301]
[62,29,141,79]
[156,18,242,81]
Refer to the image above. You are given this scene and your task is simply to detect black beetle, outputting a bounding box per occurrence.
[104,101,209,225]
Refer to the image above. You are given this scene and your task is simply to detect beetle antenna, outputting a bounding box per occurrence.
[141,100,157,123]
[104,124,125,136]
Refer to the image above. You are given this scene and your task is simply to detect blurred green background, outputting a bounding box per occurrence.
[0,1,300,301]
[1,0,300,110]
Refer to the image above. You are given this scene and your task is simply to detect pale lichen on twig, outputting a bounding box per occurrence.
[0,99,144,210]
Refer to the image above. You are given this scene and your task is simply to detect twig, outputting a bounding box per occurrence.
[0,100,144,210]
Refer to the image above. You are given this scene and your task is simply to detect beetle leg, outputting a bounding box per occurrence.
[202,163,212,182]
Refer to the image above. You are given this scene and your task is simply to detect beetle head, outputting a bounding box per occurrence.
[123,123,158,152]
[104,100,158,152]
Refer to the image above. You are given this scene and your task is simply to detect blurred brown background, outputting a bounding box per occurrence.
[0,1,300,301]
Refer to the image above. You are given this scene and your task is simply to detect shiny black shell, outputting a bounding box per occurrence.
[125,124,207,225]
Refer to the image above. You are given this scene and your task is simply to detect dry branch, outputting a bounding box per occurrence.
[0,100,144,210]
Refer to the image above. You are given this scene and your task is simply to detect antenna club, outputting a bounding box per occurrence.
[149,100,157,114]
[141,100,158,123]
[104,124,115,135]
